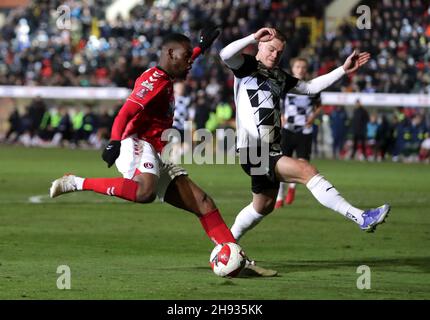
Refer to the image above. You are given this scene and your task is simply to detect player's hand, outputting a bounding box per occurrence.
[253,28,276,42]
[343,50,370,74]
[305,121,313,128]
[198,23,221,53]
[102,140,121,168]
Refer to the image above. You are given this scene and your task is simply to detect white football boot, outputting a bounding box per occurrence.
[50,175,78,198]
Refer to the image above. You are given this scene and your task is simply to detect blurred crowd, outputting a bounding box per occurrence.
[1,0,429,93]
[309,0,430,93]
[1,0,430,163]
[0,0,328,88]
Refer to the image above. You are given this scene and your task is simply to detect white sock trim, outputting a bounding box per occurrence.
[306,174,324,189]
[248,203,265,220]
[75,177,84,190]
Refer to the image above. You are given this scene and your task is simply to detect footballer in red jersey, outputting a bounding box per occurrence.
[49,29,238,248]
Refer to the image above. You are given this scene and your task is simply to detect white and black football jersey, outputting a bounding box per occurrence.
[231,54,298,152]
[172,95,191,131]
[283,93,321,135]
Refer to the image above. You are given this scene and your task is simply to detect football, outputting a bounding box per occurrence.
[209,242,246,277]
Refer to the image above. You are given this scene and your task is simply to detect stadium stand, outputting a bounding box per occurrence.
[0,0,429,162]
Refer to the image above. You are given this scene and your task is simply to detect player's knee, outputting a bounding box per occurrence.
[258,199,276,215]
[252,194,276,215]
[136,190,157,203]
[301,161,318,181]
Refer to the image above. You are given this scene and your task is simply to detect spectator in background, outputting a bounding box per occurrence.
[366,113,379,160]
[38,107,61,143]
[51,107,72,147]
[27,96,47,137]
[350,100,369,160]
[392,112,408,162]
[4,107,21,143]
[375,114,395,161]
[194,90,211,131]
[407,114,428,162]
[401,116,416,162]
[82,105,99,148]
[71,105,97,147]
[95,109,115,149]
[330,105,348,159]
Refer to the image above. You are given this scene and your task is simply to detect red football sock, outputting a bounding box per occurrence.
[199,209,236,245]
[83,177,138,202]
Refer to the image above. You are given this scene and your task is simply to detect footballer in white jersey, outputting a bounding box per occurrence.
[220,27,389,246]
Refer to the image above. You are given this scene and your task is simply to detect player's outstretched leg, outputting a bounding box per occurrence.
[49,173,157,203]
[275,156,390,232]
[164,176,277,277]
[231,189,277,241]
[163,175,236,245]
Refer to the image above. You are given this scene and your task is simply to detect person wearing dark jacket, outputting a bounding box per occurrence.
[350,100,369,160]
[5,108,22,142]
[330,105,348,159]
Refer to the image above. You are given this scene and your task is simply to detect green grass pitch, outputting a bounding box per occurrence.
[0,145,429,299]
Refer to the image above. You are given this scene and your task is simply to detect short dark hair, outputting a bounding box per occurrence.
[273,28,287,42]
[161,33,191,47]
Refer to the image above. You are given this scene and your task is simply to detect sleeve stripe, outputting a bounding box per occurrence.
[127,98,145,109]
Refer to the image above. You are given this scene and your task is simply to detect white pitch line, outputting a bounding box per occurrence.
[28,194,50,203]
[24,194,247,204]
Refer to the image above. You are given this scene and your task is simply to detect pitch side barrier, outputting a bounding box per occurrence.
[0,86,429,107]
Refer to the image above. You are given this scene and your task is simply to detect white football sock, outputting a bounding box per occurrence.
[231,203,264,241]
[276,183,285,201]
[74,176,84,190]
[306,174,364,225]
[289,183,296,189]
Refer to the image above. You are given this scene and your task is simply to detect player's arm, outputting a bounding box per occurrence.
[219,28,275,69]
[292,50,370,95]
[219,34,257,69]
[280,97,287,127]
[102,77,170,168]
[102,100,142,168]
[305,105,322,128]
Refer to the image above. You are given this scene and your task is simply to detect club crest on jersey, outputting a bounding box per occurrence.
[144,162,154,169]
[136,89,147,99]
[141,80,154,91]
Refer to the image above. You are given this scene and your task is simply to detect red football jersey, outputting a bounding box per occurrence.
[112,66,175,153]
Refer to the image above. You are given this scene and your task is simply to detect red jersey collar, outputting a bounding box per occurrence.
[155,66,173,80]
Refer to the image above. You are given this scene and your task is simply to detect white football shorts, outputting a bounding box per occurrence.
[115,135,188,201]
